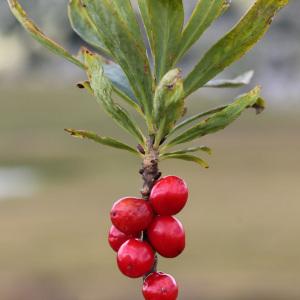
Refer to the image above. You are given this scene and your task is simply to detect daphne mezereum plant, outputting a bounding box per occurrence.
[7,0,288,299]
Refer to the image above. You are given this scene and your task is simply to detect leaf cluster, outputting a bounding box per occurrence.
[7,0,287,168]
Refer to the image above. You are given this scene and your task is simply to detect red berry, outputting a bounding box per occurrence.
[111,197,153,235]
[149,176,188,216]
[117,239,155,278]
[147,216,185,258]
[142,272,178,300]
[108,225,141,252]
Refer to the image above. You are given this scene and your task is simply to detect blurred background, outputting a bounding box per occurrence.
[0,1,299,299]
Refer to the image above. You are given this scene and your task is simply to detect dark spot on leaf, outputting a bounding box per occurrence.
[166,83,175,90]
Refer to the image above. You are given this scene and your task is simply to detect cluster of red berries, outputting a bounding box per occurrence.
[108,175,188,299]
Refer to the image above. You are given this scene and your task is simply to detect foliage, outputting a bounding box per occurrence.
[7,0,288,168]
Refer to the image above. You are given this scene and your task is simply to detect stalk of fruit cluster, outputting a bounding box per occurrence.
[140,136,161,199]
[139,136,161,276]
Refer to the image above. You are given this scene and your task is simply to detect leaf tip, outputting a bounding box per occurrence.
[204,147,213,155]
[64,128,83,138]
[64,128,74,134]
[244,70,255,83]
[76,82,85,89]
[251,85,262,96]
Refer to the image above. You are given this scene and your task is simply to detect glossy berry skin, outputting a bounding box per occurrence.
[143,272,178,300]
[110,197,153,235]
[117,239,155,278]
[108,225,141,252]
[149,176,188,216]
[147,216,185,258]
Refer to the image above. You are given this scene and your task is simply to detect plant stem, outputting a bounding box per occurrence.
[140,136,161,277]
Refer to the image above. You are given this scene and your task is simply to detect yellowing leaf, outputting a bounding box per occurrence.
[166,86,261,148]
[184,0,288,96]
[83,50,145,145]
[65,129,139,155]
[7,0,84,69]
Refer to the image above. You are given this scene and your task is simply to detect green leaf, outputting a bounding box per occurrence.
[170,104,228,136]
[65,129,139,155]
[83,0,153,117]
[161,153,209,169]
[77,48,141,114]
[153,69,184,145]
[166,86,261,148]
[204,70,254,88]
[83,50,145,145]
[101,59,137,104]
[184,0,288,96]
[68,0,110,56]
[170,91,265,137]
[176,0,230,62]
[138,0,184,82]
[161,146,212,157]
[7,0,85,69]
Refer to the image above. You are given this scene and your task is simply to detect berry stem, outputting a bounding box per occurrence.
[140,136,161,276]
[140,136,161,199]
